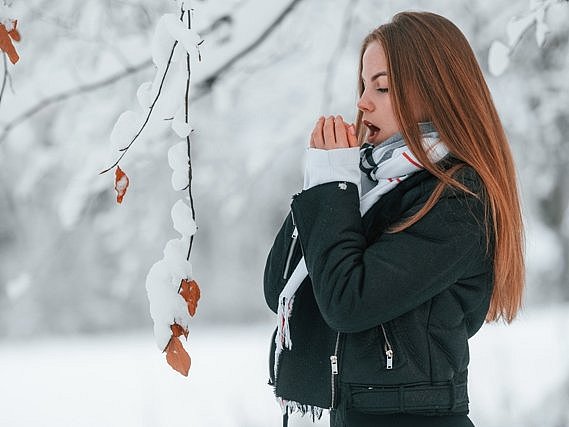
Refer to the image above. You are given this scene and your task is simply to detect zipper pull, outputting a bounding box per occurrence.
[291,226,298,239]
[380,324,394,370]
[330,355,338,374]
[385,349,393,370]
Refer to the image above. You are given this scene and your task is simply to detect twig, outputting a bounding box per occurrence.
[185,7,196,263]
[167,4,197,351]
[0,53,7,107]
[200,0,304,90]
[99,7,190,174]
[0,0,306,143]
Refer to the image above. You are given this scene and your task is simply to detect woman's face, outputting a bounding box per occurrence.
[357,41,400,145]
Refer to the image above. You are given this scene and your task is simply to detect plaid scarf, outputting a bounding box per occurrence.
[360,122,443,180]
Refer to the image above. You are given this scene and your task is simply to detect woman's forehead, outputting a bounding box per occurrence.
[362,42,388,80]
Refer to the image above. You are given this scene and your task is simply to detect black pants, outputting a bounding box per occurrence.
[330,410,475,427]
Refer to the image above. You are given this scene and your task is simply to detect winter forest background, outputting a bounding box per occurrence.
[1,0,568,426]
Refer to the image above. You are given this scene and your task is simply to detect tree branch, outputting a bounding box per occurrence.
[185,7,196,262]
[0,52,7,107]
[0,59,153,143]
[0,0,306,143]
[196,0,304,90]
[99,36,181,174]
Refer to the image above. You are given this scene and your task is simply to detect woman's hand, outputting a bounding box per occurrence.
[310,115,358,150]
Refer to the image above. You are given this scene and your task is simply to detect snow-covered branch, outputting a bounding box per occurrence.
[0,59,152,143]
[488,0,567,76]
[104,0,203,377]
[0,0,303,143]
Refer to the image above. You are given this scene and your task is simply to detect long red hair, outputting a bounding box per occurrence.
[354,11,525,323]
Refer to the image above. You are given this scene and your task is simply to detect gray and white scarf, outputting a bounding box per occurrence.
[274,122,449,417]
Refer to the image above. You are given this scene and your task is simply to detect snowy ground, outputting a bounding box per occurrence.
[0,304,568,427]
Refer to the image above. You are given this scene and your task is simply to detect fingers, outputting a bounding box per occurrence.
[334,115,349,148]
[310,115,357,150]
[311,116,325,148]
[323,116,336,147]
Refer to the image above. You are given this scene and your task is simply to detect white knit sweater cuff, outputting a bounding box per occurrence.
[303,147,361,192]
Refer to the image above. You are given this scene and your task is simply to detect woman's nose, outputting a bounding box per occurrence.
[357,93,373,112]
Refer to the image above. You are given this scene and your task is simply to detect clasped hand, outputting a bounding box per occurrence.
[310,115,359,150]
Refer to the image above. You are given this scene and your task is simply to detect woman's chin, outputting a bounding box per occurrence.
[366,132,384,145]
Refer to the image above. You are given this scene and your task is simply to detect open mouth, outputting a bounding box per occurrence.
[363,120,381,142]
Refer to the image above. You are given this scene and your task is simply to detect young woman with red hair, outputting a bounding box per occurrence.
[264,10,525,427]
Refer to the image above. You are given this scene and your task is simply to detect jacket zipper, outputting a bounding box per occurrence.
[282,222,298,280]
[379,324,394,370]
[283,196,302,280]
[329,331,341,409]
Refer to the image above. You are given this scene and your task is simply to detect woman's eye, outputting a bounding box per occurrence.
[377,88,388,93]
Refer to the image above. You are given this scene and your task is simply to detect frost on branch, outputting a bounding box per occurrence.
[136,81,154,109]
[488,41,511,77]
[143,2,201,377]
[102,0,202,377]
[168,141,189,190]
[146,259,192,351]
[488,0,557,76]
[110,110,145,152]
[152,13,201,69]
[172,199,197,237]
[172,105,194,138]
[164,237,193,280]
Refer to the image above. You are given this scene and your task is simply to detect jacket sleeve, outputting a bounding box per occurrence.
[290,180,487,333]
[263,210,298,314]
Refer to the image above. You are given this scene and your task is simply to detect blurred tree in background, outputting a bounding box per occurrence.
[0,0,568,338]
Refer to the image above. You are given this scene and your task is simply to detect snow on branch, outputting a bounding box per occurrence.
[0,1,20,107]
[488,0,566,76]
[0,0,301,143]
[104,0,203,376]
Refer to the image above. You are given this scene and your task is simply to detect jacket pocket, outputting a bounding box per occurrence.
[347,381,436,413]
[377,322,407,371]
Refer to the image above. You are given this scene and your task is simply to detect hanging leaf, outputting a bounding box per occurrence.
[114,166,129,204]
[180,279,201,316]
[170,322,189,339]
[165,336,191,376]
[0,19,20,64]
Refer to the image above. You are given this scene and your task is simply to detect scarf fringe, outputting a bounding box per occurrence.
[277,396,326,422]
[273,294,295,380]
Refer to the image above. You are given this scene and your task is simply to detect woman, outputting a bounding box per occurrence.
[263,11,524,427]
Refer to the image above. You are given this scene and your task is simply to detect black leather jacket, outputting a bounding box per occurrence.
[263,162,494,418]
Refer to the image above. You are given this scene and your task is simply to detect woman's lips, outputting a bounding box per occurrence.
[363,120,381,143]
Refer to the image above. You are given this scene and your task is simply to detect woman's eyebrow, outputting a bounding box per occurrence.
[361,71,387,82]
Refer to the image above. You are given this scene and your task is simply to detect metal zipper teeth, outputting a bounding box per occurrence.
[379,324,394,370]
[282,226,298,280]
[329,331,341,409]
